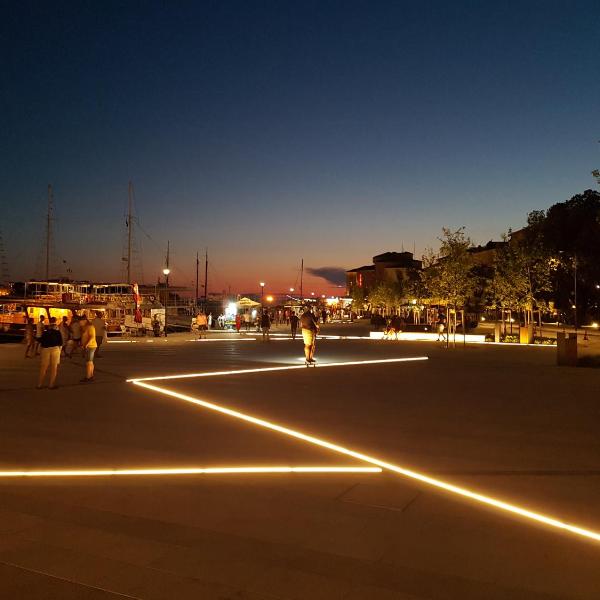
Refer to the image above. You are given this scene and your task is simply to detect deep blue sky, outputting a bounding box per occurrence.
[2,1,599,292]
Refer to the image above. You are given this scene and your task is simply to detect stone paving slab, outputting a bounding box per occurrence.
[1,335,600,598]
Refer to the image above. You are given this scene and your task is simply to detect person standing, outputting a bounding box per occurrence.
[24,317,35,358]
[207,313,213,329]
[92,312,107,357]
[59,316,70,355]
[37,317,62,389]
[243,311,251,331]
[34,314,46,356]
[300,307,320,364]
[235,313,242,333]
[260,310,271,341]
[80,315,97,382]
[290,312,299,340]
[68,315,82,357]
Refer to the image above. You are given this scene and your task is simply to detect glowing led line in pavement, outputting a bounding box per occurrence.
[133,380,600,543]
[0,466,381,478]
[127,356,428,383]
[186,338,257,342]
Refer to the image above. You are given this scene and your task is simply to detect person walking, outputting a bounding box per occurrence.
[300,306,320,365]
[290,312,299,340]
[437,311,447,342]
[196,311,208,338]
[24,317,35,358]
[34,314,46,355]
[260,310,271,341]
[235,313,241,333]
[80,315,97,382]
[37,317,62,389]
[207,313,213,329]
[59,316,70,355]
[92,312,107,357]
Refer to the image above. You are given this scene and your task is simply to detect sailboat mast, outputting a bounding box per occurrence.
[127,182,133,283]
[45,184,53,280]
[203,248,208,304]
[300,258,303,301]
[195,251,199,306]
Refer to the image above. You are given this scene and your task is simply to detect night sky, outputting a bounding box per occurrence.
[2,1,599,294]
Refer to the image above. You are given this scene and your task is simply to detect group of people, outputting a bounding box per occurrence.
[24,312,105,389]
[381,311,448,341]
[237,306,319,364]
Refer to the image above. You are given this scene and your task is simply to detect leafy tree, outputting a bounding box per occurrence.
[526,190,600,322]
[368,281,403,314]
[421,227,475,308]
[350,285,367,312]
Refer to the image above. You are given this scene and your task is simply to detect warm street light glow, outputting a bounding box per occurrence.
[163,268,170,276]
[260,282,265,287]
[0,466,381,478]
[290,287,295,292]
[266,295,273,302]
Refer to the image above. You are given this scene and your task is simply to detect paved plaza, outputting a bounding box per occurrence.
[1,327,599,599]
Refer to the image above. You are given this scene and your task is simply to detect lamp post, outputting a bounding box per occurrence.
[163,267,170,337]
[260,282,265,306]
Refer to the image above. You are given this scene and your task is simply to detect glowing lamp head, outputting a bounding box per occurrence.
[162,268,170,276]
[266,295,273,302]
[260,282,265,288]
[290,288,294,292]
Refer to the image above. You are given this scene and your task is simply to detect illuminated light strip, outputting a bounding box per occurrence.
[127,357,429,383]
[0,466,381,478]
[186,338,256,342]
[133,380,600,543]
[108,340,139,344]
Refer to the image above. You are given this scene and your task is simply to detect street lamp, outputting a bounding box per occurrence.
[260,282,265,306]
[163,268,170,337]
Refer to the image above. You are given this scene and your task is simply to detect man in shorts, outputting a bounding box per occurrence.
[92,311,107,357]
[37,317,62,389]
[34,314,46,356]
[80,315,97,382]
[300,306,320,364]
[68,315,82,357]
[196,311,208,339]
[260,310,271,341]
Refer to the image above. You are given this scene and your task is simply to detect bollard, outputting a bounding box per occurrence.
[519,324,533,345]
[557,332,578,366]
[494,322,501,343]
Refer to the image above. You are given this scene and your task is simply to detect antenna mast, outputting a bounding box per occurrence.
[45,184,53,280]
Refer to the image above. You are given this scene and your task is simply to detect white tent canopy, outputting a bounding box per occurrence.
[236,297,261,308]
